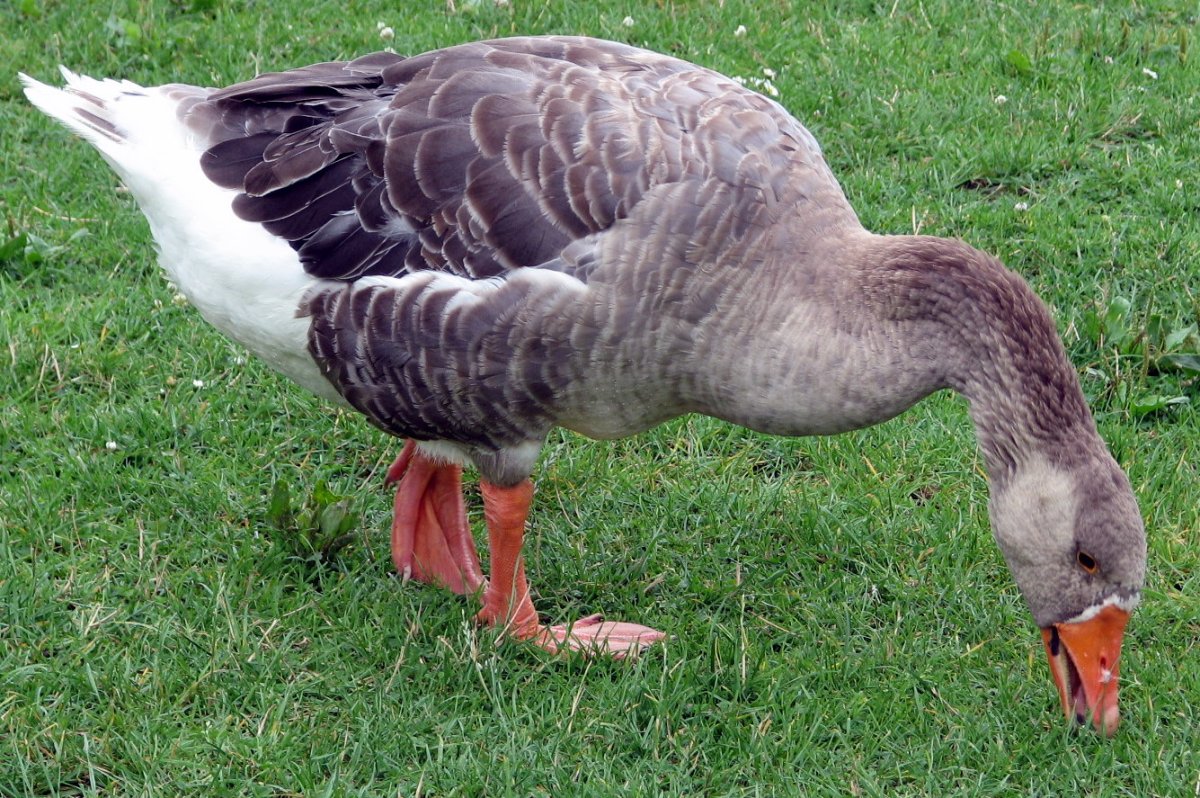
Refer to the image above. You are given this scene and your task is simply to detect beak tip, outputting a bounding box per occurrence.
[1098,705,1120,737]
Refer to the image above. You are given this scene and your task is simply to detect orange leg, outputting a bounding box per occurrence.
[388,440,665,657]
[476,479,666,658]
[387,441,484,595]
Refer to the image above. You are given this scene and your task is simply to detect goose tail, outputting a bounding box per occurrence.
[18,67,322,379]
[20,68,210,185]
[21,69,145,162]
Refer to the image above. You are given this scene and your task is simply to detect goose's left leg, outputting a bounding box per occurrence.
[477,479,666,658]
[387,440,484,595]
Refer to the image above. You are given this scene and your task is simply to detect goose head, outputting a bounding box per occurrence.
[988,450,1145,735]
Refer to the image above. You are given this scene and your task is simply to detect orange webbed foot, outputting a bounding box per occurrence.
[477,479,667,659]
[388,440,484,595]
[537,614,667,659]
[388,447,668,660]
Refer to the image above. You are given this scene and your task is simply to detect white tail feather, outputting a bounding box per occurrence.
[19,70,142,163]
[19,69,206,182]
[19,67,335,402]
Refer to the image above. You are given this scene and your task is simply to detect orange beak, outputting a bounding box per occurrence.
[1040,603,1130,736]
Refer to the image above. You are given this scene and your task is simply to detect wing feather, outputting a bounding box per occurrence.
[192,36,856,285]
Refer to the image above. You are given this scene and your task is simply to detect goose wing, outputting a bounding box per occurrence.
[193,36,855,284]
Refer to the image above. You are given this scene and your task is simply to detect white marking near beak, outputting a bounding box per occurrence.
[1063,591,1140,624]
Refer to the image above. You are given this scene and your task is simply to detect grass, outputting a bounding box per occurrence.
[2,0,1199,795]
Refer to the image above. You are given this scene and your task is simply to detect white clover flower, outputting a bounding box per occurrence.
[762,67,776,79]
[379,26,395,42]
[171,292,189,306]
[734,24,747,37]
[1014,201,1029,212]
[994,94,1008,105]
[192,379,205,388]
[622,15,635,27]
[105,440,119,451]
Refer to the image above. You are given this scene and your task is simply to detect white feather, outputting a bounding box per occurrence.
[19,70,342,403]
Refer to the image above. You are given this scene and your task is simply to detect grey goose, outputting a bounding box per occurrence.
[21,35,1145,734]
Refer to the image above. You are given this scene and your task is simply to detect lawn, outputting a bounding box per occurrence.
[2,0,1198,795]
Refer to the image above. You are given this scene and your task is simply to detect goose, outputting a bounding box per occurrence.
[21,35,1145,734]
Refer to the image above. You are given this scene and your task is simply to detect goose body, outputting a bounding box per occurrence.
[22,35,1145,733]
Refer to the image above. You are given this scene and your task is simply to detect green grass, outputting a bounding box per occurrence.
[2,1,1199,795]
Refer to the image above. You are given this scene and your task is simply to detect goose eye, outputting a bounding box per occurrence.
[1077,550,1099,574]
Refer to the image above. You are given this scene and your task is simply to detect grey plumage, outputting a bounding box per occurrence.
[22,36,1145,727]
[178,36,1145,624]
[191,37,859,465]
